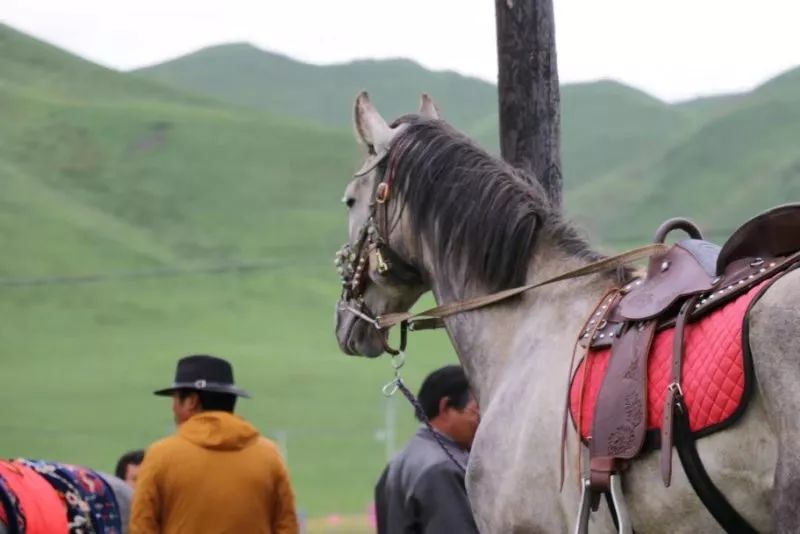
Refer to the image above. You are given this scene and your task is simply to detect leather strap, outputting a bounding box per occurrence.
[673,397,757,533]
[660,295,699,486]
[560,290,624,491]
[377,243,669,329]
[588,320,656,501]
[589,456,616,496]
[407,318,446,331]
[590,321,656,461]
[380,320,408,356]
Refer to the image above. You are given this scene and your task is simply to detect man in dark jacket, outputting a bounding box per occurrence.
[375,365,480,533]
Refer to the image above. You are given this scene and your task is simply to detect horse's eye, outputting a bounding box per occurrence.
[343,197,355,208]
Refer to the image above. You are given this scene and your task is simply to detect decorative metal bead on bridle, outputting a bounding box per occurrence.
[335,214,390,303]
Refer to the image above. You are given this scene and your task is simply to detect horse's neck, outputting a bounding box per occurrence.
[429,241,614,406]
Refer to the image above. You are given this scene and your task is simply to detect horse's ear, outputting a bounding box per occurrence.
[353,91,392,151]
[418,93,440,120]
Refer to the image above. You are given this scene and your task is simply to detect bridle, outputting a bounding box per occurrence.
[334,140,421,355]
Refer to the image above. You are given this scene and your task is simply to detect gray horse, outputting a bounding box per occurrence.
[334,92,800,532]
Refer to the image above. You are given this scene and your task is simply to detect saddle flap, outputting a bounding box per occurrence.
[589,321,656,460]
[717,203,800,274]
[617,241,719,321]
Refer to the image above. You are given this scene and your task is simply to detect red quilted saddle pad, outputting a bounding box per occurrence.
[570,281,767,442]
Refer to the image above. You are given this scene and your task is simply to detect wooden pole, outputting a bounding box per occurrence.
[495,0,563,207]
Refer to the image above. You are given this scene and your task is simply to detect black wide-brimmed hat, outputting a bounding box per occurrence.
[154,354,251,398]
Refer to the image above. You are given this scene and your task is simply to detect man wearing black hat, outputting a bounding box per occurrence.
[129,355,299,534]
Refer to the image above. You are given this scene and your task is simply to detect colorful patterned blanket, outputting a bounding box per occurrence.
[12,460,121,534]
[0,460,68,534]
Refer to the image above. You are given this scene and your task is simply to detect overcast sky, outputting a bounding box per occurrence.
[3,0,799,102]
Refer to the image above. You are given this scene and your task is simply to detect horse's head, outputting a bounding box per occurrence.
[334,92,440,357]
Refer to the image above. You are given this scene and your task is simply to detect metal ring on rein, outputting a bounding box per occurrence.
[391,351,406,370]
[382,379,400,397]
[382,351,406,397]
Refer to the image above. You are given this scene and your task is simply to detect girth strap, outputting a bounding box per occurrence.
[672,399,757,533]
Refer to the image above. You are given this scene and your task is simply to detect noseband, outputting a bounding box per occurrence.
[334,145,420,354]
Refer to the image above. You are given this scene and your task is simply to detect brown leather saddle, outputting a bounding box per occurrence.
[575,204,800,534]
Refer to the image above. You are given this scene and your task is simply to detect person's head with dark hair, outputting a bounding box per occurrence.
[153,355,250,425]
[417,365,479,449]
[115,449,145,487]
[175,389,237,415]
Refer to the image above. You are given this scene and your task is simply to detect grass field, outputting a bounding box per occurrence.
[305,514,373,533]
[0,264,455,516]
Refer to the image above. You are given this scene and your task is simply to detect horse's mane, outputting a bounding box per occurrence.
[386,116,600,292]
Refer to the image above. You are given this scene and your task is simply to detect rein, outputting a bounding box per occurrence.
[376,242,669,331]
[382,352,467,474]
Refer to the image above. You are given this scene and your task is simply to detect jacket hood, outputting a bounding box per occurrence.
[179,411,260,451]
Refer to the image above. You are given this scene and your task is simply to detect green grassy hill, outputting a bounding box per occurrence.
[137,41,800,237]
[568,65,800,243]
[136,43,498,136]
[1,26,368,266]
[469,80,698,185]
[135,44,703,184]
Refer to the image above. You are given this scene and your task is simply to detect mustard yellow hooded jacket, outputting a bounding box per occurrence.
[130,411,298,534]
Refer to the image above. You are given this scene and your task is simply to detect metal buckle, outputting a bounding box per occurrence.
[375,249,390,274]
[375,182,390,204]
[667,381,684,397]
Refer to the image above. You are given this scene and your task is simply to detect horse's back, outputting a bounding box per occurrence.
[748,266,800,532]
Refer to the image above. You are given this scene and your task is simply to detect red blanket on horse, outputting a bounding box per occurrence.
[570,281,765,443]
[0,460,68,534]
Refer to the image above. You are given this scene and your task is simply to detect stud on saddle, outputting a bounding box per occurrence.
[572,204,800,534]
